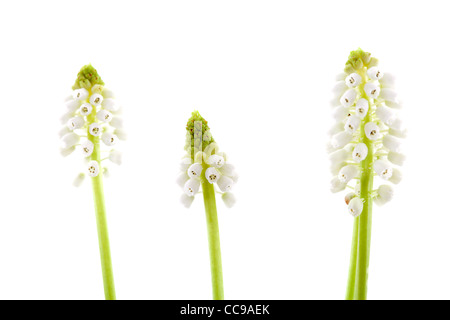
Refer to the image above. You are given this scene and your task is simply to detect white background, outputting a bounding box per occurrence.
[0,0,447,300]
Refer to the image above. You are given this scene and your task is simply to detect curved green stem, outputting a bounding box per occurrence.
[345,217,359,299]
[201,177,224,300]
[88,100,116,300]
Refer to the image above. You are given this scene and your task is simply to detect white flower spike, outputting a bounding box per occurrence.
[60,65,125,300]
[329,49,405,300]
[177,111,238,299]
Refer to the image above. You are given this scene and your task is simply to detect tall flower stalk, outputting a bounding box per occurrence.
[60,65,125,300]
[329,49,405,300]
[177,111,238,300]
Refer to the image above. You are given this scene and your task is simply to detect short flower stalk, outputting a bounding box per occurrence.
[177,111,238,300]
[60,65,125,300]
[329,49,405,300]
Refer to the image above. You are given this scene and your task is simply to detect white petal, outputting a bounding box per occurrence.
[184,178,200,196]
[222,192,236,208]
[109,117,124,129]
[207,154,225,168]
[364,82,380,99]
[379,72,395,88]
[89,93,103,107]
[389,118,404,131]
[333,106,351,122]
[80,140,94,157]
[355,98,369,119]
[217,175,234,192]
[220,163,235,176]
[338,165,359,183]
[60,146,75,157]
[348,197,363,217]
[364,122,381,140]
[60,110,75,125]
[383,135,402,153]
[344,192,356,205]
[376,105,395,125]
[180,158,192,171]
[330,176,346,193]
[87,160,100,177]
[67,116,85,130]
[352,143,368,163]
[79,103,93,116]
[389,127,407,139]
[97,109,112,123]
[389,168,402,184]
[89,123,101,137]
[176,172,190,188]
[379,88,397,102]
[340,89,357,107]
[374,184,394,206]
[180,193,195,208]
[329,149,350,164]
[345,73,362,88]
[101,132,117,146]
[187,163,203,178]
[367,67,383,80]
[72,88,89,101]
[58,126,71,138]
[388,151,406,166]
[205,167,220,184]
[333,81,347,95]
[114,129,127,140]
[102,98,119,112]
[65,99,81,113]
[328,122,344,136]
[374,160,393,180]
[102,88,115,99]
[331,131,353,149]
[344,115,361,134]
[385,100,402,109]
[73,173,85,187]
[109,150,123,165]
[61,132,80,149]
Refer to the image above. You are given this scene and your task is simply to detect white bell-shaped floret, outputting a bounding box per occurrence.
[208,154,225,168]
[380,72,395,88]
[220,163,235,176]
[97,109,113,123]
[374,184,394,206]
[329,149,350,164]
[340,89,357,107]
[367,67,383,80]
[330,176,346,193]
[61,132,80,149]
[73,173,85,187]
[114,129,127,141]
[385,100,402,109]
[333,81,347,95]
[80,140,94,157]
[205,167,221,184]
[383,135,402,153]
[389,168,402,184]
[330,161,346,176]
[89,123,102,137]
[379,88,397,102]
[348,197,364,217]
[217,175,234,192]
[338,165,359,183]
[344,115,361,134]
[352,143,368,163]
[67,116,85,130]
[373,160,393,180]
[109,117,124,129]
[344,192,356,205]
[389,118,403,131]
[331,131,353,149]
[376,105,395,125]
[333,106,351,122]
[345,73,362,88]
[102,88,115,99]
[328,122,344,136]
[60,146,76,157]
[109,150,123,165]
[60,110,75,125]
[364,122,381,140]
[222,192,236,208]
[59,126,71,138]
[180,193,195,208]
[72,88,89,101]
[176,172,189,188]
[184,178,200,196]
[364,82,380,99]
[355,98,369,119]
[89,93,103,107]
[79,103,93,116]
[87,160,100,177]
[102,98,118,112]
[180,157,192,171]
[187,163,203,179]
[65,99,81,113]
[101,132,117,146]
[389,127,407,139]
[388,151,406,166]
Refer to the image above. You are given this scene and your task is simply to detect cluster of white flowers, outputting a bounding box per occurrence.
[177,142,239,208]
[60,85,125,186]
[329,61,405,217]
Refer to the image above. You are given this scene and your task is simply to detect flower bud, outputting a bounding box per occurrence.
[331,131,353,149]
[374,184,394,206]
[222,192,236,208]
[383,135,402,153]
[389,168,402,184]
[344,192,356,205]
[89,123,102,137]
[73,173,85,187]
[388,151,406,166]
[355,98,369,119]
[97,109,112,122]
[217,175,234,192]
[376,105,395,125]
[187,163,203,179]
[205,167,220,184]
[340,89,357,107]
[207,155,225,168]
[364,122,381,140]
[364,82,380,99]
[102,98,118,112]
[348,197,363,217]
[344,115,361,134]
[101,132,118,146]
[338,165,359,183]
[184,178,200,196]
[352,143,368,163]
[61,132,80,149]
[379,88,397,102]
[367,67,383,80]
[345,73,362,88]
[72,88,89,101]
[331,177,346,193]
[67,116,85,130]
[109,150,123,165]
[180,193,195,208]
[373,160,393,180]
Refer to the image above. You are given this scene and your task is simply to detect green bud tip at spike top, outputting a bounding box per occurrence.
[329,49,405,300]
[72,64,105,90]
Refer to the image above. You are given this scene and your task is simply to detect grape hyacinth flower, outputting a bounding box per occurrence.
[329,49,405,300]
[177,111,238,300]
[60,65,124,300]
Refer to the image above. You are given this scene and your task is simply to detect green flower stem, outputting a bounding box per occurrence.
[201,172,224,300]
[346,70,374,300]
[87,99,116,300]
